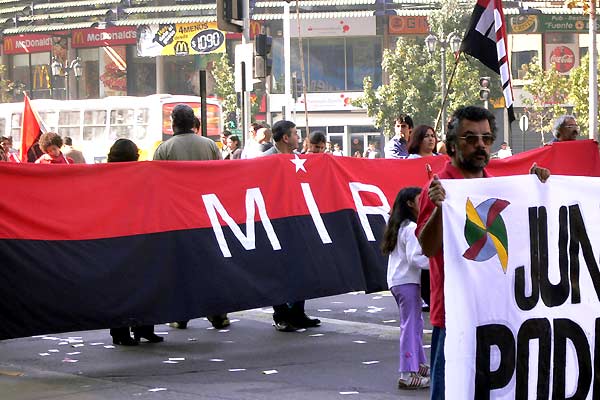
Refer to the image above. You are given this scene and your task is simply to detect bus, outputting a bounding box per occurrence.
[0,94,223,162]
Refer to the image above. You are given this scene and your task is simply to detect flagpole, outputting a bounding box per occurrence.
[434,52,461,139]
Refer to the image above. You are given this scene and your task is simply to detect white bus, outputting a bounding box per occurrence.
[0,94,223,162]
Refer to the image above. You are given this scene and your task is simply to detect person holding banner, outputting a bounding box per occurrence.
[34,133,74,165]
[416,106,550,399]
[381,187,431,390]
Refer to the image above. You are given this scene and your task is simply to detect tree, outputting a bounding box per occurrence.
[210,53,237,117]
[354,0,502,137]
[0,65,24,103]
[568,53,599,138]
[520,58,569,145]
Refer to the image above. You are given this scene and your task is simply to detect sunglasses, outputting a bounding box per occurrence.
[459,134,495,146]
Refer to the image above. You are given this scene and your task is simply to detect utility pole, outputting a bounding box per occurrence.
[283,2,292,121]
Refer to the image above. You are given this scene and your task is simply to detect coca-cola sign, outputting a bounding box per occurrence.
[549,46,575,73]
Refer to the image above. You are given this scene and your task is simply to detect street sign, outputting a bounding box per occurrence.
[519,114,529,132]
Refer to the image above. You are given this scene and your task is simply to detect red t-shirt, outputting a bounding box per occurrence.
[415,161,491,328]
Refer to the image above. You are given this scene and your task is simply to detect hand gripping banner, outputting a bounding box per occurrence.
[0,140,598,340]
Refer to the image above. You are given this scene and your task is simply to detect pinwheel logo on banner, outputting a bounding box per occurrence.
[463,197,510,273]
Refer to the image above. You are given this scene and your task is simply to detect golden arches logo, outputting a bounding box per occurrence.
[73,31,85,45]
[173,40,189,55]
[33,65,51,89]
[4,38,14,52]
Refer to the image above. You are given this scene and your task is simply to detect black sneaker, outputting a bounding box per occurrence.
[273,320,298,332]
[294,314,321,328]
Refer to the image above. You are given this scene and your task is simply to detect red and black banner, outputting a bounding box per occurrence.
[1,140,598,340]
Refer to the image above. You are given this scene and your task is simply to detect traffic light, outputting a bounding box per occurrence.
[217,0,243,33]
[479,76,491,101]
[254,33,272,79]
[225,111,237,130]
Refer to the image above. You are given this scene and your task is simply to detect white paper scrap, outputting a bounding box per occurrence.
[372,296,383,299]
[103,345,115,349]
[210,358,224,362]
[71,344,85,348]
[340,391,359,395]
[228,368,246,372]
[67,352,81,355]
[382,320,397,323]
[317,309,331,312]
[218,329,230,333]
[162,361,178,364]
[362,361,380,365]
[309,334,324,337]
[262,370,278,375]
[58,342,69,345]
[229,319,240,323]
[48,349,59,353]
[90,342,104,346]
[62,358,79,363]
[154,332,168,335]
[148,388,167,392]
[169,357,185,361]
[353,340,367,344]
[38,353,50,356]
[343,309,357,313]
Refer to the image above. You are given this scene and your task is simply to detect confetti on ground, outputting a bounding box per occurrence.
[104,345,115,349]
[309,333,324,337]
[155,332,168,335]
[296,328,306,333]
[372,296,383,299]
[62,358,78,363]
[228,368,246,372]
[48,349,59,353]
[38,353,50,356]
[71,344,85,348]
[222,340,235,344]
[42,337,60,341]
[187,338,198,341]
[317,309,332,312]
[206,327,215,330]
[90,342,104,346]
[331,301,344,304]
[229,319,240,323]
[67,352,81,356]
[353,340,367,344]
[382,320,397,323]
[68,337,83,340]
[362,361,380,365]
[210,358,224,362]
[343,309,357,313]
[58,342,69,345]
[340,391,360,395]
[218,329,230,333]
[169,357,185,361]
[381,293,393,297]
[162,361,178,364]
[148,388,167,392]
[262,370,278,375]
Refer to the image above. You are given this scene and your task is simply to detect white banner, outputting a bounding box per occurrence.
[442,175,600,399]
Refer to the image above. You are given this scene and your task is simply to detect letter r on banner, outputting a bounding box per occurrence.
[202,188,281,258]
[349,182,390,241]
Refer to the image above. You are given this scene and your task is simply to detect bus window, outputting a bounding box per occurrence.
[162,102,220,138]
[83,110,107,141]
[134,108,149,140]
[58,111,81,140]
[0,117,5,138]
[110,109,134,141]
[11,113,21,143]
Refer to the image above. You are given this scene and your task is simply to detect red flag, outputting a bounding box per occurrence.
[460,0,515,123]
[20,93,46,163]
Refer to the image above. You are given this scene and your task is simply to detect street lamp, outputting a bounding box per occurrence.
[425,32,461,139]
[51,57,82,100]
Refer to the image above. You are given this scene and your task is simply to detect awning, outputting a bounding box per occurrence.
[254,0,376,7]
[253,10,375,20]
[3,22,95,35]
[113,16,217,26]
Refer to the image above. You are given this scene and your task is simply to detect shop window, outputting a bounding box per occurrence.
[308,38,345,92]
[129,50,156,96]
[31,53,52,99]
[100,46,127,96]
[328,126,344,134]
[350,133,365,157]
[12,55,30,101]
[511,50,538,79]
[347,37,382,90]
[165,56,197,95]
[78,48,100,99]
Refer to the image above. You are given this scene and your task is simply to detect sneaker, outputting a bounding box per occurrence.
[418,363,430,377]
[397,373,430,390]
[293,314,321,328]
[273,320,298,332]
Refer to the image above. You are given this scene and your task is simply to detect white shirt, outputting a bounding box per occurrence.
[386,220,429,288]
[497,147,513,159]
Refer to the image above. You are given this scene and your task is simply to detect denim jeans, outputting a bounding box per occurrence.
[430,326,446,400]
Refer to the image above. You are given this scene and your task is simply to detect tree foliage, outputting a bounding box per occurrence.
[568,53,599,138]
[354,0,502,137]
[211,53,237,116]
[0,65,24,103]
[520,58,570,145]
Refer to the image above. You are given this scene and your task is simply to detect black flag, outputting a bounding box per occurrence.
[461,0,515,123]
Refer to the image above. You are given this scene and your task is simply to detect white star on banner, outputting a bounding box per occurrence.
[290,154,307,173]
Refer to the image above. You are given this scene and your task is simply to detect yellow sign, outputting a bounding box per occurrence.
[33,65,51,89]
[137,22,226,57]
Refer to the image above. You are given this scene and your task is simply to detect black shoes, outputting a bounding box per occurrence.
[274,314,321,332]
[295,314,321,328]
[208,314,231,329]
[132,327,164,343]
[112,335,138,346]
[274,320,299,332]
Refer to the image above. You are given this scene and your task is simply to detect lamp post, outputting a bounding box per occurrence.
[51,57,82,100]
[425,32,461,139]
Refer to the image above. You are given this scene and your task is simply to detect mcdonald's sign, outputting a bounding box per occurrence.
[32,65,51,90]
[3,34,53,55]
[71,27,137,48]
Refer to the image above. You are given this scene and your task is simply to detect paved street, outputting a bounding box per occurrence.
[0,292,431,400]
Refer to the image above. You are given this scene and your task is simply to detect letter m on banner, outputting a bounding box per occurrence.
[460,0,515,123]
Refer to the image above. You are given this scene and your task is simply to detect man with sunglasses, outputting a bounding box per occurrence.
[415,106,550,400]
[385,114,413,159]
[552,114,579,142]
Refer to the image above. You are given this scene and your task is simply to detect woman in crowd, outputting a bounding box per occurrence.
[225,135,243,159]
[381,187,430,390]
[406,125,437,159]
[107,138,164,346]
[35,132,74,164]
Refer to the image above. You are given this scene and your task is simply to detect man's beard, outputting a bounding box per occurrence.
[457,147,490,173]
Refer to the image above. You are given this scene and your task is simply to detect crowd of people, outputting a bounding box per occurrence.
[3,105,579,398]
